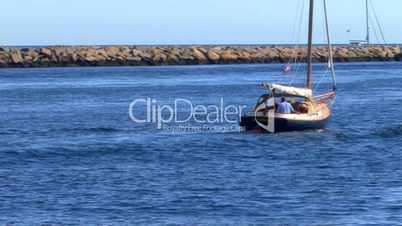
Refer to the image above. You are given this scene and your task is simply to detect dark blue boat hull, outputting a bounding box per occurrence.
[240,115,328,132]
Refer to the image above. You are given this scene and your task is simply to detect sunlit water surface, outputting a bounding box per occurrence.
[1,62,402,225]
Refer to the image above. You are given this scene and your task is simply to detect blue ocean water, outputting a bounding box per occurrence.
[0,63,402,225]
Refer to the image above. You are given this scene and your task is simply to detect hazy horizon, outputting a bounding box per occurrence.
[1,0,400,46]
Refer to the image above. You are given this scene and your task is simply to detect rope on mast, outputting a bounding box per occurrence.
[285,0,304,76]
[288,0,305,86]
[369,0,386,44]
[323,0,336,91]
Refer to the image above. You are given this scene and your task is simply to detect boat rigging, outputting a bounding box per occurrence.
[240,0,336,133]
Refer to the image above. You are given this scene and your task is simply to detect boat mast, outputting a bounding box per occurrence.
[366,0,370,44]
[306,0,314,89]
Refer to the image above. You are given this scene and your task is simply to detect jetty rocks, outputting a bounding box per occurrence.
[0,45,401,68]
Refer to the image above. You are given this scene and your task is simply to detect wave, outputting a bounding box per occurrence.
[63,127,122,133]
[0,127,131,135]
[371,124,402,138]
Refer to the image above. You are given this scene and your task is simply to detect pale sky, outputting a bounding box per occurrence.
[1,0,400,45]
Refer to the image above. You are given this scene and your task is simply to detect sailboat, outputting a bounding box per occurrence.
[350,0,370,45]
[239,0,337,133]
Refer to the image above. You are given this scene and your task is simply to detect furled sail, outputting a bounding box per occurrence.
[262,83,313,99]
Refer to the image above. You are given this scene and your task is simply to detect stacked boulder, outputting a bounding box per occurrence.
[0,45,401,68]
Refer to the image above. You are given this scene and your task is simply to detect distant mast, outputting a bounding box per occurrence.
[366,0,370,44]
[306,0,314,89]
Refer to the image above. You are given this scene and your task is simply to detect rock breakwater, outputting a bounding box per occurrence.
[0,45,401,68]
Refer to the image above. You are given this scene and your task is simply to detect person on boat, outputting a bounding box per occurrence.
[276,97,296,114]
